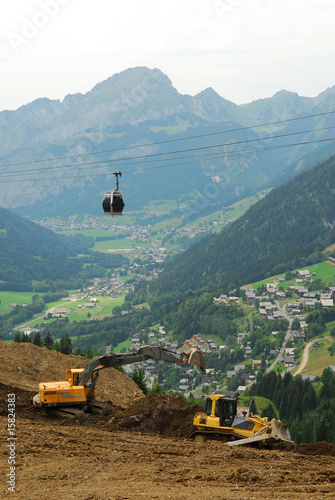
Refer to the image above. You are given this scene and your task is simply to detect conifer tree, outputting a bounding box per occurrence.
[131,367,149,395]
[33,332,41,346]
[43,331,53,349]
[60,333,72,355]
[14,332,21,343]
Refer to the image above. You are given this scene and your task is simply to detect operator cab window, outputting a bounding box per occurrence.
[204,397,212,416]
[216,399,236,427]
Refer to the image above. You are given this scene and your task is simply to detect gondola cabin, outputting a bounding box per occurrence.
[102,190,125,216]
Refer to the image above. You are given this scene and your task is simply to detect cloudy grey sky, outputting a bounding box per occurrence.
[1,0,335,111]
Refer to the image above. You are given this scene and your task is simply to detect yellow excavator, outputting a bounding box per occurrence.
[33,345,205,409]
[192,392,292,446]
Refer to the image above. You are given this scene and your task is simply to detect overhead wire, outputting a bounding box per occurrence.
[1,123,335,180]
[1,108,335,170]
[1,135,335,183]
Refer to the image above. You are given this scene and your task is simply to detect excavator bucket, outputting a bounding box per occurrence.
[138,345,205,372]
[185,347,206,372]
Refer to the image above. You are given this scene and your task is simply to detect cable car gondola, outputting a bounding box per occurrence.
[102,171,125,216]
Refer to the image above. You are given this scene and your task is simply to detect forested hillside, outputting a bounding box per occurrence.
[250,368,335,444]
[0,208,93,286]
[150,154,335,297]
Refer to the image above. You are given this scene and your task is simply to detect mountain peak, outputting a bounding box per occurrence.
[89,66,177,96]
[273,89,300,98]
[194,87,240,122]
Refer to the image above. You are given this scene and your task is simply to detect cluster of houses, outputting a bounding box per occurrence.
[213,295,242,306]
[286,283,334,310]
[184,334,217,354]
[88,276,124,298]
[243,268,335,313]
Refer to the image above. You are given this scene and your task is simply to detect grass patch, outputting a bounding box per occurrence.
[249,260,335,290]
[113,339,132,353]
[253,396,279,417]
[238,395,279,418]
[21,293,126,327]
[93,239,136,251]
[0,291,36,315]
[149,117,191,134]
[300,337,334,376]
[67,295,125,322]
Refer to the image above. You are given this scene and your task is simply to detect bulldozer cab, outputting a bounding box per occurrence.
[215,398,237,427]
[204,396,237,427]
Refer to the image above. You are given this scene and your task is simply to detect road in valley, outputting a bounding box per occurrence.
[265,302,293,374]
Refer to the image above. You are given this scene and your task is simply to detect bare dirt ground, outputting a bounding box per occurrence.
[1,341,335,500]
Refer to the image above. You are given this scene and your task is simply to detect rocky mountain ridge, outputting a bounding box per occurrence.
[1,66,335,218]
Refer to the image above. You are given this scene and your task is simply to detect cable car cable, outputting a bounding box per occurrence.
[1,109,335,169]
[1,135,335,183]
[1,123,335,178]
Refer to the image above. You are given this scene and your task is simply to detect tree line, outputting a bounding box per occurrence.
[249,369,335,443]
[149,155,335,298]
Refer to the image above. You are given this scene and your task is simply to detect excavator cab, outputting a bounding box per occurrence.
[33,368,95,408]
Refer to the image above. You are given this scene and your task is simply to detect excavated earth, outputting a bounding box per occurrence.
[1,341,335,500]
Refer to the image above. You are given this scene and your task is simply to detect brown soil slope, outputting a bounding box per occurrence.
[1,341,335,499]
[0,341,143,406]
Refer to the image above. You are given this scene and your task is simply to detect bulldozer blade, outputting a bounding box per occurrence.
[270,419,293,442]
[185,348,206,372]
[227,419,293,447]
[227,434,273,446]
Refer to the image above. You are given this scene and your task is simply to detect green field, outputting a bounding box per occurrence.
[93,238,137,251]
[0,291,36,315]
[238,395,279,417]
[114,339,132,353]
[61,229,118,238]
[19,292,126,329]
[185,189,272,230]
[300,336,334,376]
[149,117,191,135]
[67,296,124,322]
[249,260,335,290]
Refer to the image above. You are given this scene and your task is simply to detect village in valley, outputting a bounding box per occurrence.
[12,211,335,398]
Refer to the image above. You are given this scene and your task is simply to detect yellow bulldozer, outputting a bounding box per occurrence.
[33,345,205,410]
[192,392,292,446]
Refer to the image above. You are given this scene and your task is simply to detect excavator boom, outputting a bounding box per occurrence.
[79,345,205,386]
[34,345,205,409]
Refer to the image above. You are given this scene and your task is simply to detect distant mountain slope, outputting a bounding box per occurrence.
[0,209,90,284]
[150,154,335,295]
[1,67,335,219]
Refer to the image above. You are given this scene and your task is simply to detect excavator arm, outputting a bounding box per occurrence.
[33,345,205,409]
[79,345,205,386]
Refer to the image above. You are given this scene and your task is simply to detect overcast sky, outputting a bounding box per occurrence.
[1,0,335,111]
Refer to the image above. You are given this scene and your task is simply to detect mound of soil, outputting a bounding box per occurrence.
[109,392,202,437]
[0,340,143,406]
[294,441,335,457]
[1,343,335,498]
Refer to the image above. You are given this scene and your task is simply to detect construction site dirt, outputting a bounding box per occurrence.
[1,341,335,500]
